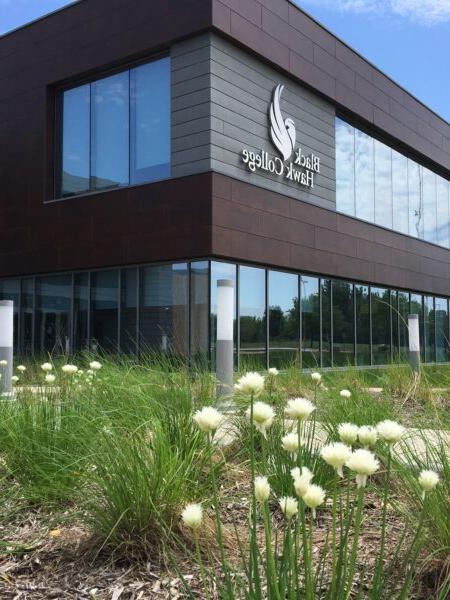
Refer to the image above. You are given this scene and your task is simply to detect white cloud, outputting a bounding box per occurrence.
[302,0,450,25]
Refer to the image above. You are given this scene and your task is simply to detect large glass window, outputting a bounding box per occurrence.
[268,271,299,368]
[423,295,435,362]
[58,56,170,198]
[410,293,424,359]
[392,150,409,235]
[371,287,391,365]
[355,129,374,222]
[301,276,320,368]
[336,118,355,216]
[355,284,370,365]
[436,176,449,248]
[140,263,188,358]
[20,279,34,355]
[210,262,237,369]
[91,270,118,353]
[239,266,266,370]
[190,261,209,367]
[321,279,332,367]
[73,273,89,352]
[408,160,424,240]
[0,279,20,352]
[120,268,138,354]
[423,169,437,244]
[35,275,71,355]
[333,281,354,366]
[374,140,392,229]
[397,291,410,363]
[435,297,449,362]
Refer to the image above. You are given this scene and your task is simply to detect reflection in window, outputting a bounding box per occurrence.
[140,264,188,358]
[371,287,391,365]
[35,275,71,355]
[355,129,374,222]
[120,268,138,354]
[392,151,408,235]
[239,266,266,370]
[374,140,392,229]
[423,295,435,362]
[73,273,89,352]
[0,279,19,352]
[301,276,320,368]
[21,279,34,355]
[437,177,450,248]
[355,285,370,365]
[321,279,332,367]
[210,262,237,370]
[333,281,354,366]
[435,297,449,362]
[268,271,299,368]
[336,118,355,216]
[423,169,437,244]
[191,261,209,367]
[408,161,424,240]
[397,291,410,362]
[410,293,423,359]
[91,270,118,353]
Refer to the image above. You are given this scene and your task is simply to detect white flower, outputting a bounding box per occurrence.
[303,484,326,518]
[89,361,102,371]
[254,476,271,503]
[346,449,380,488]
[246,402,275,437]
[340,389,351,398]
[293,467,314,498]
[41,362,53,372]
[234,372,265,397]
[0,359,8,366]
[193,406,222,433]
[338,423,359,445]
[11,375,19,383]
[282,432,299,455]
[377,420,405,444]
[268,367,279,376]
[45,374,56,383]
[16,365,26,372]
[418,470,439,499]
[358,426,378,448]
[311,372,321,383]
[181,503,203,530]
[285,397,315,421]
[279,496,298,519]
[62,364,78,374]
[320,442,352,477]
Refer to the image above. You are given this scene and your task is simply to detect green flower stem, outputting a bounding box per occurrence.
[330,472,339,599]
[194,531,211,600]
[299,500,313,600]
[398,501,427,599]
[262,502,281,600]
[249,392,262,598]
[371,447,392,596]
[345,484,365,599]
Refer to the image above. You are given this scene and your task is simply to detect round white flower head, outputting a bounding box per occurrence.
[303,484,326,518]
[346,448,380,488]
[293,467,314,498]
[16,365,26,372]
[268,367,279,376]
[246,401,275,437]
[89,361,102,371]
[281,432,300,455]
[377,420,405,445]
[340,389,351,399]
[311,372,321,383]
[45,374,56,383]
[87,369,94,376]
[279,496,298,520]
[254,476,271,503]
[338,422,359,445]
[62,364,78,374]
[285,397,315,421]
[418,470,439,499]
[41,362,53,372]
[181,503,203,530]
[358,425,378,448]
[320,442,352,477]
[193,406,222,433]
[234,372,265,397]
[0,359,8,366]
[11,375,19,383]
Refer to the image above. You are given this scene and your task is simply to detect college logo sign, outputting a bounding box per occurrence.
[241,84,320,188]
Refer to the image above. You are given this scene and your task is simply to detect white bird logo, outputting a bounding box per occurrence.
[269,84,296,162]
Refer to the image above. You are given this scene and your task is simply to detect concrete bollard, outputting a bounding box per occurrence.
[408,313,420,374]
[216,279,234,399]
[0,300,13,395]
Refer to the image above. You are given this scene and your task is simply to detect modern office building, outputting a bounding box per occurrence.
[1,0,450,369]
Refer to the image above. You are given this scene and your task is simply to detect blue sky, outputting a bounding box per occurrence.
[1,0,449,121]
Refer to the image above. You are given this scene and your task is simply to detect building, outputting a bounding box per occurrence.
[1,0,449,369]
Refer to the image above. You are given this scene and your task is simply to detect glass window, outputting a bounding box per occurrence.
[120,268,138,354]
[336,118,355,216]
[140,263,188,358]
[35,275,71,355]
[423,295,435,362]
[268,271,299,368]
[210,262,237,369]
[333,281,354,366]
[355,129,374,222]
[191,261,209,367]
[436,176,449,248]
[321,279,332,367]
[392,150,409,235]
[374,140,392,229]
[410,293,424,359]
[58,56,170,198]
[73,273,89,352]
[130,58,170,184]
[301,276,320,368]
[423,168,437,244]
[20,279,34,355]
[371,287,391,365]
[60,85,90,197]
[355,284,370,365]
[91,270,118,353]
[397,291,410,363]
[0,279,20,352]
[239,266,266,370]
[435,297,449,362]
[408,160,424,240]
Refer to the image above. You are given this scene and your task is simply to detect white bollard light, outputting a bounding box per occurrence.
[408,313,420,373]
[0,300,13,395]
[216,279,234,399]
